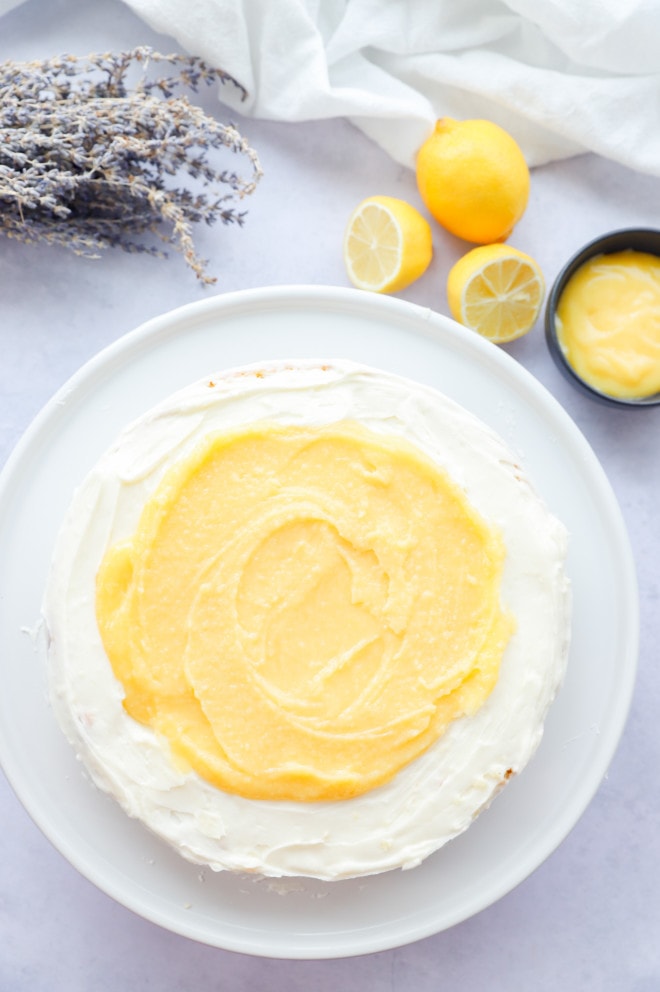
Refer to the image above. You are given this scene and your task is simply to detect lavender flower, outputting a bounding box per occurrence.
[0,47,263,283]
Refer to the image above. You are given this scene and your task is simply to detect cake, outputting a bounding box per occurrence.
[43,359,570,880]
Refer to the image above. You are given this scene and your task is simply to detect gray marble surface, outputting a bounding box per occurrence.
[1,0,659,988]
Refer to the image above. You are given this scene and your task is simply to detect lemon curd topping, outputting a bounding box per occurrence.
[95,419,514,804]
[556,249,660,399]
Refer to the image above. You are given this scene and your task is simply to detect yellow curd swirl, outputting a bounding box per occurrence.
[556,249,660,399]
[96,420,514,802]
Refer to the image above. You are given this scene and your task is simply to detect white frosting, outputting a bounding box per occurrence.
[43,359,570,880]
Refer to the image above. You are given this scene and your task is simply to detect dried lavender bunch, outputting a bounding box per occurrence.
[0,47,263,283]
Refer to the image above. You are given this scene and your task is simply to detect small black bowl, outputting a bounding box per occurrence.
[545,228,660,408]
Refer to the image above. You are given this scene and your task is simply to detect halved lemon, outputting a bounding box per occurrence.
[343,196,433,293]
[447,244,545,343]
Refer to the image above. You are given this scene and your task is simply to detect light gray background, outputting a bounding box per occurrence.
[1,0,659,988]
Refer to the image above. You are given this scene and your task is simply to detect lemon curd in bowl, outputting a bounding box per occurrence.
[546,229,660,407]
[43,359,570,881]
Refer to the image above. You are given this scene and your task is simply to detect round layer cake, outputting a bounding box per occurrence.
[43,359,570,880]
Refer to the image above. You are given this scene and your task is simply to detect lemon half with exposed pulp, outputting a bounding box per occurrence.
[343,195,433,293]
[447,244,545,343]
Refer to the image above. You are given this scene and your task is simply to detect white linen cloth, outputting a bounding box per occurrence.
[3,0,660,175]
[121,0,660,175]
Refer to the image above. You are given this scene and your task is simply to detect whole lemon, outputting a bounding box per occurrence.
[416,118,530,244]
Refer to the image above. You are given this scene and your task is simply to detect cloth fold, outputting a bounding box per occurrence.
[3,0,660,176]
[121,0,660,175]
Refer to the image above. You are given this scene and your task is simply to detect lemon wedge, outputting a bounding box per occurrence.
[343,196,433,294]
[447,244,545,343]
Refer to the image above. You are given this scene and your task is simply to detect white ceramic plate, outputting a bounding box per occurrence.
[0,286,638,959]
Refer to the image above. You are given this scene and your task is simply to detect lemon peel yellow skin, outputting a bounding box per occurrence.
[343,195,433,293]
[447,244,545,344]
[416,119,530,245]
